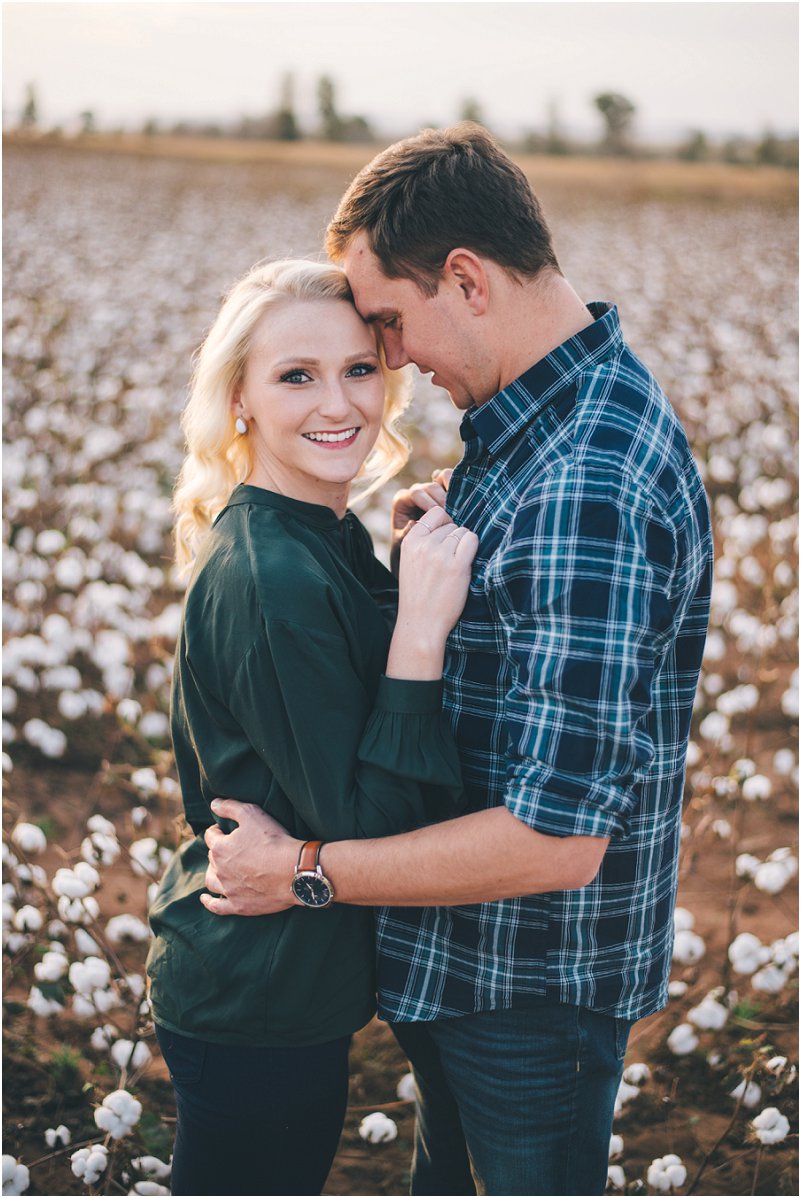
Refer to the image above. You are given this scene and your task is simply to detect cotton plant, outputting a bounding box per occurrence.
[751,1107,791,1145]
[646,1153,687,1192]
[1,1155,29,1196]
[94,1089,143,1139]
[70,1144,108,1185]
[358,1112,398,1143]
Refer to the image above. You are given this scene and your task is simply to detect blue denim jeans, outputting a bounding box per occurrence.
[391,1002,633,1196]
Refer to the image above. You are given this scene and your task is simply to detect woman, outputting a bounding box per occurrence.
[146,259,477,1197]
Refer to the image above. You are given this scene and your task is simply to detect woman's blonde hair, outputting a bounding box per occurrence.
[173,258,412,572]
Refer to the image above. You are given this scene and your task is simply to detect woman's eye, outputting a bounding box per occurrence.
[346,362,378,378]
[279,369,311,384]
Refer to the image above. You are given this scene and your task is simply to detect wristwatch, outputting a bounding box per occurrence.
[290,840,335,908]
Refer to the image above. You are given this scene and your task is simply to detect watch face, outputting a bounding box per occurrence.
[292,872,333,908]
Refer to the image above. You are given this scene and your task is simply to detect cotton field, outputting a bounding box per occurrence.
[2,143,798,1195]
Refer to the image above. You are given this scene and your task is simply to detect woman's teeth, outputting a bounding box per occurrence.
[303,428,357,443]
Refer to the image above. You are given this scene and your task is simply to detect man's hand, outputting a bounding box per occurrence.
[200,799,301,916]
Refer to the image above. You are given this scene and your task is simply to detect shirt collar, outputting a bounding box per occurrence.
[223,484,343,529]
[461,302,623,458]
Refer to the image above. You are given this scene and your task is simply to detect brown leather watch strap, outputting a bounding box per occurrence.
[297,840,322,873]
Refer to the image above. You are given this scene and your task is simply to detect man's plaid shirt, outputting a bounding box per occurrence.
[377,303,713,1024]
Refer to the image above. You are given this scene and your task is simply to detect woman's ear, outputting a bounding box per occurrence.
[443,249,489,316]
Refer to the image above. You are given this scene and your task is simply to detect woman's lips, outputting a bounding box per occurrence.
[302,426,359,448]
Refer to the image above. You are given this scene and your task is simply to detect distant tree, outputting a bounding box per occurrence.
[318,75,343,141]
[275,72,301,141]
[678,129,710,162]
[756,129,783,166]
[142,118,159,137]
[79,110,96,135]
[722,136,752,166]
[459,98,485,126]
[594,92,636,155]
[545,100,569,156]
[20,82,38,130]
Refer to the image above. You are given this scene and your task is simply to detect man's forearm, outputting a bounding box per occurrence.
[321,806,608,906]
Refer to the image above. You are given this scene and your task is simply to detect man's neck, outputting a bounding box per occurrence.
[477,272,595,405]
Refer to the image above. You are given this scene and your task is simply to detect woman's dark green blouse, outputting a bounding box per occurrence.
[146,485,462,1048]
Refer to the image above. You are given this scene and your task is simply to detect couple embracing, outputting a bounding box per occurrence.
[146,124,713,1197]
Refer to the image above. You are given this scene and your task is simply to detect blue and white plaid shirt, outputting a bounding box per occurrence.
[377,303,713,1024]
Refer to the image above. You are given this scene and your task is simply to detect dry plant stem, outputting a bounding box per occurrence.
[686,1055,762,1195]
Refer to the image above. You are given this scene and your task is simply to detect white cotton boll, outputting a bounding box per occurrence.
[730,1079,762,1109]
[1,1155,30,1196]
[138,711,169,740]
[728,933,769,975]
[36,530,66,556]
[70,1144,108,1184]
[753,862,791,895]
[128,1183,170,1196]
[106,914,150,944]
[57,691,88,720]
[767,847,797,876]
[57,896,99,929]
[735,854,761,879]
[94,1089,143,1139]
[773,748,796,775]
[86,814,116,837]
[91,1024,118,1051]
[26,986,65,1016]
[130,768,158,795]
[733,757,756,780]
[647,1154,687,1192]
[54,555,85,590]
[129,838,161,878]
[614,1080,640,1115]
[2,688,17,715]
[668,980,688,998]
[69,956,111,995]
[34,951,69,982]
[74,928,99,957]
[5,932,28,954]
[607,1164,625,1190]
[622,1063,650,1085]
[781,684,799,719]
[751,1107,790,1145]
[81,832,121,867]
[703,672,724,695]
[52,868,92,900]
[129,1156,171,1181]
[751,966,786,994]
[703,630,726,662]
[741,774,772,802]
[159,777,180,800]
[117,699,142,724]
[685,740,701,767]
[667,1023,698,1055]
[126,974,146,998]
[131,806,149,828]
[608,1133,624,1159]
[672,929,705,965]
[110,1039,151,1071]
[44,1125,71,1148]
[396,1072,416,1102]
[739,556,765,586]
[699,711,730,742]
[712,819,732,839]
[42,665,82,692]
[673,907,695,932]
[11,823,46,855]
[687,997,728,1030]
[13,905,42,932]
[358,1112,398,1143]
[718,685,759,716]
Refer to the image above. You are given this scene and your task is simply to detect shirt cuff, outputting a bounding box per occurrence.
[504,761,636,840]
[373,675,444,715]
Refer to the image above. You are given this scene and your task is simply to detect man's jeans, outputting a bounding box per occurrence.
[391,1001,633,1196]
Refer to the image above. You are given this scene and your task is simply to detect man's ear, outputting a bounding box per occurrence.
[443,249,489,315]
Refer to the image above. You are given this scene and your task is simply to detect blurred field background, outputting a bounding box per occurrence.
[2,126,798,1198]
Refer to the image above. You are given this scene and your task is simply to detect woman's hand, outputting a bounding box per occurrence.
[386,505,478,680]
[201,800,301,916]
[390,469,453,576]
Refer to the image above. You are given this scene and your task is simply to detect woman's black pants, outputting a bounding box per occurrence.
[155,1024,351,1196]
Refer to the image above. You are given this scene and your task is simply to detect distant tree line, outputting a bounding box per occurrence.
[9,79,799,169]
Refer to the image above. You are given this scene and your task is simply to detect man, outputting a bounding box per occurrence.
[202,124,713,1196]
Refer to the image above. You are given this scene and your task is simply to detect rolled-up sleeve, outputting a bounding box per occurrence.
[490,462,677,840]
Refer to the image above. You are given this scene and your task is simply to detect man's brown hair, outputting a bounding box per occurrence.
[326,123,560,297]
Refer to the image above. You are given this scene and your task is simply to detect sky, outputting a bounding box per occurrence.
[3,1,798,141]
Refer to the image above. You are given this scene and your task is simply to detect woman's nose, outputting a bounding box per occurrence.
[317,382,352,418]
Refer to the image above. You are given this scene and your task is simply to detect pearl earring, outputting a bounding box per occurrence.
[235,416,248,435]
